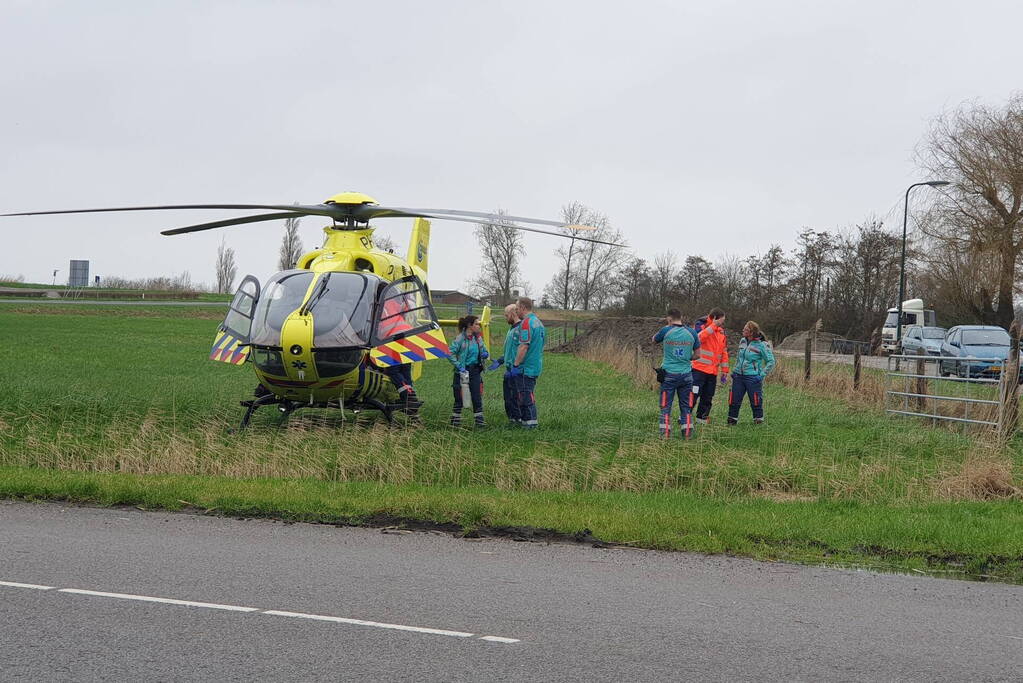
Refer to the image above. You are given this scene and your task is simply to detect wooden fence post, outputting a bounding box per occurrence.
[804,333,812,381]
[915,358,927,413]
[998,319,1021,443]
[853,343,862,390]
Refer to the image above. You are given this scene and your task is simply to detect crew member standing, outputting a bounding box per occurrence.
[448,315,488,427]
[509,297,545,429]
[488,303,523,426]
[653,308,700,439]
[691,308,729,424]
[728,321,776,425]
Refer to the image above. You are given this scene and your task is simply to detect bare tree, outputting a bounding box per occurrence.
[215,237,237,294]
[277,212,304,271]
[651,251,679,312]
[572,214,628,311]
[918,94,1023,327]
[548,201,590,309]
[679,255,716,306]
[470,210,523,303]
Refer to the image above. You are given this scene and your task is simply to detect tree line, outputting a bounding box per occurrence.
[470,93,1023,342]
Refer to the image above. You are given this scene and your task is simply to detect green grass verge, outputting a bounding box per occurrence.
[4,466,1021,581]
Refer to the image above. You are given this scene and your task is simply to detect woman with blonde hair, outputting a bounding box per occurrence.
[727,321,775,425]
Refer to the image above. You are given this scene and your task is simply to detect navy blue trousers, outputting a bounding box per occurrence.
[503,375,522,422]
[451,366,484,424]
[728,373,764,421]
[692,369,718,420]
[659,371,693,437]
[514,375,538,426]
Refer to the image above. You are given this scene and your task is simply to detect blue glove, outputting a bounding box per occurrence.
[487,358,503,372]
[480,348,490,360]
[457,365,466,373]
[507,365,523,378]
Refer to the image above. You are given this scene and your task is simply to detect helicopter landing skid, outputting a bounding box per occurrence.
[234,394,402,430]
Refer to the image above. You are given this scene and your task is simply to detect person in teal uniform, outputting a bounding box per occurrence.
[652,308,700,439]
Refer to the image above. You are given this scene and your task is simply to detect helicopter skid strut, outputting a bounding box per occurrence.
[234,395,419,430]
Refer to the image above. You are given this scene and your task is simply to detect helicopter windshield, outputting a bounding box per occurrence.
[249,271,315,346]
[310,272,377,348]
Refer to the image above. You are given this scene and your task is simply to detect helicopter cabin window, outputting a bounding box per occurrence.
[309,272,377,348]
[372,276,438,345]
[249,271,315,347]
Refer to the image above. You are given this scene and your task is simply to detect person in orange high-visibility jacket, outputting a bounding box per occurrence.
[375,294,422,419]
[690,308,729,424]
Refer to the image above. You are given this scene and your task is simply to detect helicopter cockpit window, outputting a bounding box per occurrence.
[249,270,314,347]
[371,276,440,346]
[309,272,378,348]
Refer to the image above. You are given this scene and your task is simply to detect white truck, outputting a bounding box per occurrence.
[881,298,937,353]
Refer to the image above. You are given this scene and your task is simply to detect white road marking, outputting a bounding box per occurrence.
[59,588,260,612]
[0,580,54,590]
[479,636,521,643]
[263,610,475,638]
[3,579,520,643]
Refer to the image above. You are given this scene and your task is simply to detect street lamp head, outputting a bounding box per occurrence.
[926,180,950,187]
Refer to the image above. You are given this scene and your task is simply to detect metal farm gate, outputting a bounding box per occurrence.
[885,354,1016,430]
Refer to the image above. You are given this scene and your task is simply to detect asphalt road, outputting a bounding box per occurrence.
[1,501,1021,682]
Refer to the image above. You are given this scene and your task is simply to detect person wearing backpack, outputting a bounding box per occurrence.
[653,308,700,439]
[728,321,776,425]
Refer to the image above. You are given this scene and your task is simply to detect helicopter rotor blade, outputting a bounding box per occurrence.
[366,206,597,231]
[385,210,625,247]
[0,203,343,219]
[160,212,304,236]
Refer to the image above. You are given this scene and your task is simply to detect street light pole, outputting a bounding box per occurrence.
[897,180,950,345]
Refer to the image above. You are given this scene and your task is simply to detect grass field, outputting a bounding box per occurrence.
[1,303,1021,581]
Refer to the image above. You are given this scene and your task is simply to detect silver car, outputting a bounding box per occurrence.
[900,325,946,356]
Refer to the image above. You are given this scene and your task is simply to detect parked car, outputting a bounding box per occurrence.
[938,325,1013,378]
[900,325,946,355]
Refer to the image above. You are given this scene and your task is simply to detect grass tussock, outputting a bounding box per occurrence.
[933,452,1023,501]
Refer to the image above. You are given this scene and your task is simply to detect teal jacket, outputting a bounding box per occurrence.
[449,332,488,370]
[653,324,700,374]
[732,336,776,378]
[502,322,521,365]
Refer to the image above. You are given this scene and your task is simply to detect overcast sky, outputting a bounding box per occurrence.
[2,0,1020,294]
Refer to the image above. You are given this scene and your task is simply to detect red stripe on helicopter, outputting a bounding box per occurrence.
[418,331,449,352]
[265,378,317,387]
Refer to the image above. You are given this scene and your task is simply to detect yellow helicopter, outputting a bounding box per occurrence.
[4,192,618,428]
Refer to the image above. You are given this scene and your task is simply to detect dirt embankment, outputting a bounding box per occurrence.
[552,317,743,355]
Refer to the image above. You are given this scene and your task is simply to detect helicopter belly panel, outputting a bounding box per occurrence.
[254,357,397,405]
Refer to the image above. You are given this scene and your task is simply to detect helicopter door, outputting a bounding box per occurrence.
[369,275,450,366]
[210,275,260,365]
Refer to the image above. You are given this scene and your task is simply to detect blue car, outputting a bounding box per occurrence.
[938,325,1013,378]
[900,325,946,356]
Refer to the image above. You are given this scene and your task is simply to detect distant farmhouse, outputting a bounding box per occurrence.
[431,289,482,305]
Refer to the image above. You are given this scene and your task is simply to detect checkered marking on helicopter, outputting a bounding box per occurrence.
[209,329,250,365]
[370,331,450,366]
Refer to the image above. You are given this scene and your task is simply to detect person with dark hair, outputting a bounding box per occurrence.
[448,314,488,427]
[728,320,776,425]
[691,307,729,424]
[652,308,700,439]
